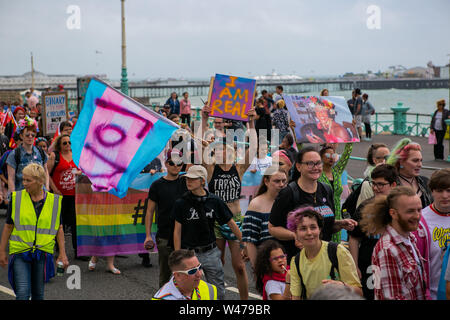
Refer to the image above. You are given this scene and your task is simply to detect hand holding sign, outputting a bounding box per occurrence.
[207,74,256,122]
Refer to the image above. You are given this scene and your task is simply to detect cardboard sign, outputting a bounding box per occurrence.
[207,74,256,122]
[42,91,69,136]
[284,95,359,143]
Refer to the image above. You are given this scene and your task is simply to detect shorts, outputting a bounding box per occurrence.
[355,115,363,128]
[214,213,244,241]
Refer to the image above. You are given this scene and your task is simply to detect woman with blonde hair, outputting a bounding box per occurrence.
[0,163,68,300]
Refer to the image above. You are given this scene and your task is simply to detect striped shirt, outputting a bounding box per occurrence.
[372,225,430,300]
[242,210,273,245]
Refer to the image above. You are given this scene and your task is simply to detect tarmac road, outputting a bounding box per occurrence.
[0,211,261,301]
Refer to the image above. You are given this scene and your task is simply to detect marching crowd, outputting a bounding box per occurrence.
[0,87,449,302]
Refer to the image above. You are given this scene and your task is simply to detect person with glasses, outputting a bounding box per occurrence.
[318,143,353,243]
[7,118,48,196]
[144,149,188,285]
[348,164,398,300]
[47,134,83,260]
[254,239,291,300]
[152,249,217,300]
[269,146,357,260]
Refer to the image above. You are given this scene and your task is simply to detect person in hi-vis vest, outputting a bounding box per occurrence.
[0,163,69,300]
[153,249,217,300]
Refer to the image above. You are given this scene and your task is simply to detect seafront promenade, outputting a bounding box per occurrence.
[340,133,450,180]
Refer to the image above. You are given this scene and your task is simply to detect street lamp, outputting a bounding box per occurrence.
[120,0,129,95]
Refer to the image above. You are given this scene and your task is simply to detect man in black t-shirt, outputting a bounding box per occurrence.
[172,165,243,300]
[144,149,187,286]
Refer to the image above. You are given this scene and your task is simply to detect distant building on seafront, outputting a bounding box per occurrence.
[0,71,108,90]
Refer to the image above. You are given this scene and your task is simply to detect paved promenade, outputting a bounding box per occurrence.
[0,134,449,300]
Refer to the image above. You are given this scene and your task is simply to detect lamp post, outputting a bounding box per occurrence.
[120,0,129,95]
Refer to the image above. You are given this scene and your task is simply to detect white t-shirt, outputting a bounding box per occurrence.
[434,112,443,130]
[248,155,272,173]
[264,280,286,300]
[422,205,450,299]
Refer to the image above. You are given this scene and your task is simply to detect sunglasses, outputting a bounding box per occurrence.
[175,264,202,276]
[168,160,183,167]
[62,141,71,146]
[24,133,36,138]
[269,254,287,262]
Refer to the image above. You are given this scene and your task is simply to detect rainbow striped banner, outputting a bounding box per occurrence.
[76,173,164,256]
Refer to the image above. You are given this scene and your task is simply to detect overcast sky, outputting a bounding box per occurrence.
[1,0,449,80]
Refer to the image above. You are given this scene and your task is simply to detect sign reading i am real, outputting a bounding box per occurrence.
[207,74,256,122]
[42,91,69,136]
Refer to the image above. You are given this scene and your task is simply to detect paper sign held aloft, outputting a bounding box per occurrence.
[284,95,360,143]
[207,74,256,122]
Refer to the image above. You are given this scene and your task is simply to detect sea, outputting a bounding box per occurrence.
[148,88,449,116]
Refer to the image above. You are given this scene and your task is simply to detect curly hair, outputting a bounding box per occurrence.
[54,134,71,153]
[254,240,286,295]
[360,186,416,236]
[287,206,324,233]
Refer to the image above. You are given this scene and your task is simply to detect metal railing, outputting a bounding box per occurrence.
[373,112,432,136]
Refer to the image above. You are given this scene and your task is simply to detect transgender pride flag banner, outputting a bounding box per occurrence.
[71,78,178,198]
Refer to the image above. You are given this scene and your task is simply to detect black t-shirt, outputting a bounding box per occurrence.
[148,176,188,240]
[172,191,233,248]
[347,198,380,269]
[6,196,60,225]
[255,107,271,130]
[269,182,335,259]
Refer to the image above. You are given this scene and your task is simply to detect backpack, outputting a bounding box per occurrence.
[49,151,60,177]
[288,181,333,207]
[0,150,12,178]
[294,241,339,300]
[341,177,369,218]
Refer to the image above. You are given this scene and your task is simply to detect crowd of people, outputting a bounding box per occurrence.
[0,86,449,302]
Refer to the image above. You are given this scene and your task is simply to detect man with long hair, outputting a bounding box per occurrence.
[360,186,430,300]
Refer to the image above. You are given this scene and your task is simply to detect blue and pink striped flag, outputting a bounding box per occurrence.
[71,78,178,198]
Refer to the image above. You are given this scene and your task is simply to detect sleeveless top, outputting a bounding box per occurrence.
[51,152,78,196]
[208,165,241,203]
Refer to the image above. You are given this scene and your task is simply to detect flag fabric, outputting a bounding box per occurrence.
[71,78,178,198]
[75,172,164,256]
[239,170,264,214]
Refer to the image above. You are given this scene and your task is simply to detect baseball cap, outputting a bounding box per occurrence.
[184,165,207,182]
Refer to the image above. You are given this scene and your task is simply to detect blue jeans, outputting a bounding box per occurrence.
[12,253,46,300]
[196,247,225,300]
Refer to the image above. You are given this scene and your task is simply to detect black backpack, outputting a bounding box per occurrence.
[49,151,60,177]
[294,241,339,300]
[341,177,369,218]
[287,180,333,207]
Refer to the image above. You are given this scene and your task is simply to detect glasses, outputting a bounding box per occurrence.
[374,155,390,161]
[300,161,323,169]
[269,254,287,262]
[62,141,71,146]
[25,133,36,138]
[324,153,338,160]
[175,264,202,276]
[370,181,390,188]
[168,160,183,167]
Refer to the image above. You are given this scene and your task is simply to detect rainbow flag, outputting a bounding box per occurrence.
[71,78,178,198]
[76,173,164,256]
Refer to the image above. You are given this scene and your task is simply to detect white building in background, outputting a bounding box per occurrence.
[0,71,108,90]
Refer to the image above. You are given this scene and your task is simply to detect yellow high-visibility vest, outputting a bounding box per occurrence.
[152,279,217,300]
[9,191,62,255]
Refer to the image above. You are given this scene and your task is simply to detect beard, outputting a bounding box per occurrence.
[397,216,420,233]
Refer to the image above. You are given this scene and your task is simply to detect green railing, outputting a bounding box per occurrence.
[373,112,431,136]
